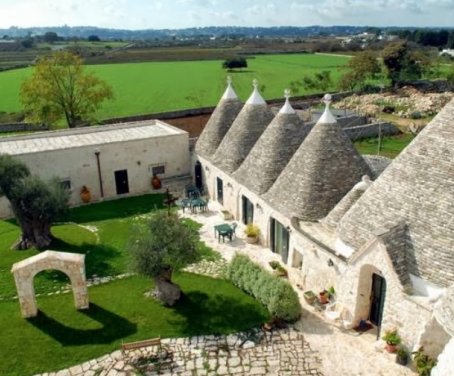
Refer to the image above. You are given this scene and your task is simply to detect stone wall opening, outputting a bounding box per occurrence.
[11,250,89,318]
[354,265,386,329]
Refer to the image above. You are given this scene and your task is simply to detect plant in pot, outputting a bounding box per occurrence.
[151,174,162,189]
[382,329,401,353]
[396,346,409,366]
[412,347,437,376]
[304,290,317,305]
[80,185,91,203]
[244,224,260,244]
[319,290,329,304]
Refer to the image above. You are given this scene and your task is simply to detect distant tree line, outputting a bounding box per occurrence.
[391,29,454,49]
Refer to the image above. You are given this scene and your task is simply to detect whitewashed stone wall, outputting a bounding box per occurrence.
[432,337,454,376]
[0,132,190,218]
[198,156,434,349]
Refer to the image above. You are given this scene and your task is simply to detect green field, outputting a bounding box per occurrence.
[0,53,350,121]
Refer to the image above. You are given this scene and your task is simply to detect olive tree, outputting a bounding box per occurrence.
[128,211,199,306]
[0,155,69,249]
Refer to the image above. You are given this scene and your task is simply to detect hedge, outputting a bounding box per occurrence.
[227,254,301,322]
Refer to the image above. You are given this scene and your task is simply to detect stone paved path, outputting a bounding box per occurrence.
[36,327,323,376]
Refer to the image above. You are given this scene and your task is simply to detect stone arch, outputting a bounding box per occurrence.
[11,250,89,318]
[353,264,386,327]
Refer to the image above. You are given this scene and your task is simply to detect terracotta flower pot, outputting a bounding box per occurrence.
[319,291,329,304]
[151,175,162,189]
[80,186,91,203]
[246,235,258,244]
[386,343,398,353]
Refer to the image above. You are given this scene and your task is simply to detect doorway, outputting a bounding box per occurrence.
[369,273,386,334]
[270,218,290,263]
[242,196,254,225]
[216,177,223,205]
[114,169,129,195]
[194,161,203,192]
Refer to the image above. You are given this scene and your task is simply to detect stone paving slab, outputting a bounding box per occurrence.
[36,327,323,376]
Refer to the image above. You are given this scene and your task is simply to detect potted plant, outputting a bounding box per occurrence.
[319,290,329,304]
[80,185,91,203]
[412,347,437,376]
[382,329,401,353]
[244,224,260,244]
[304,290,317,305]
[396,347,409,366]
[151,174,162,189]
[221,210,233,220]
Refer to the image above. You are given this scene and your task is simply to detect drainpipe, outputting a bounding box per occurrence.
[94,149,104,198]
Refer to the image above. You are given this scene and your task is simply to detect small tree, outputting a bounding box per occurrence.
[88,35,100,42]
[0,155,69,249]
[338,51,381,91]
[43,31,59,43]
[302,70,332,92]
[382,41,429,87]
[222,57,248,70]
[20,51,114,128]
[128,212,199,306]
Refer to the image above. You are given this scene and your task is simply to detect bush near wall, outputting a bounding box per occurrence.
[227,254,301,322]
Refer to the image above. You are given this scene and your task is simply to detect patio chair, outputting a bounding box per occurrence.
[230,222,238,239]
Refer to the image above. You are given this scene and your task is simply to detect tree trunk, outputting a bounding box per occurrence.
[151,268,181,306]
[14,218,53,250]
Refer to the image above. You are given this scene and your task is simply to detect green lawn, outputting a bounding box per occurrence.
[1,274,269,376]
[0,53,350,121]
[354,133,415,159]
[0,194,269,375]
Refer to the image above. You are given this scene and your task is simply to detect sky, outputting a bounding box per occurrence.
[0,0,453,29]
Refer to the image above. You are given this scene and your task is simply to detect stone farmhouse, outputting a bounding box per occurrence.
[195,79,454,370]
[0,120,191,218]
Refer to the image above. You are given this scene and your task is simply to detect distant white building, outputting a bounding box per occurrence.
[0,120,191,218]
[440,49,454,57]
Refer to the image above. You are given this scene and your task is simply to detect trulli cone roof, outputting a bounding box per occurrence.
[195,77,243,159]
[263,94,372,221]
[338,98,454,287]
[211,80,274,174]
[233,91,311,194]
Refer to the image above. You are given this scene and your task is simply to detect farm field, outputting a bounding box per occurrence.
[0,53,350,121]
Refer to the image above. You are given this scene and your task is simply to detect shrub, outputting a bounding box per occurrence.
[244,224,260,237]
[412,347,437,376]
[222,57,247,70]
[382,329,401,345]
[227,254,301,322]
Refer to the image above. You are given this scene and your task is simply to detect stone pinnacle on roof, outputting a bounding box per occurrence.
[246,79,267,105]
[221,75,238,100]
[195,76,243,159]
[337,98,454,287]
[233,90,311,194]
[263,93,372,221]
[279,89,296,115]
[211,79,274,174]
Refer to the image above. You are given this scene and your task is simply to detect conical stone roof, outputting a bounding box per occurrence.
[232,90,311,194]
[322,175,372,229]
[211,80,274,174]
[195,77,243,159]
[263,94,372,221]
[338,98,454,287]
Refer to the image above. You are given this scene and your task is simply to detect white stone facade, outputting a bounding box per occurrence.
[198,155,441,353]
[0,120,190,218]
